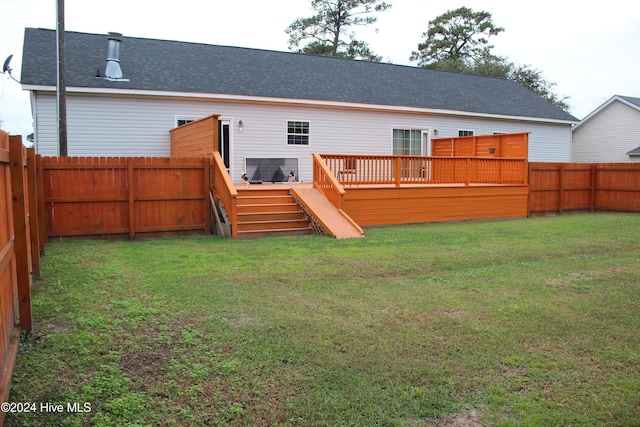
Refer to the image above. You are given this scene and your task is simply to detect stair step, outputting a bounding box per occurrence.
[238,211,306,222]
[237,203,300,214]
[238,219,311,232]
[237,188,291,197]
[232,187,313,239]
[238,196,295,205]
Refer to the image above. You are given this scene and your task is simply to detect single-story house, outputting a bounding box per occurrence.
[21,28,577,182]
[572,95,640,163]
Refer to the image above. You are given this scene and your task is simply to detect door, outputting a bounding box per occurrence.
[219,120,231,170]
[422,130,431,156]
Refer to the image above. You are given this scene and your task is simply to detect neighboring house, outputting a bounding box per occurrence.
[572,95,640,163]
[20,28,577,182]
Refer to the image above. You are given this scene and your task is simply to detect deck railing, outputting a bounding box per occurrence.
[312,153,345,209]
[319,154,528,187]
[211,152,238,238]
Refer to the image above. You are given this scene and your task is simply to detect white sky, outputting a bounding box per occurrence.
[1,0,639,137]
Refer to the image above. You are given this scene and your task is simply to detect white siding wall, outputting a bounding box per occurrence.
[34,92,573,181]
[572,101,640,162]
[35,94,175,157]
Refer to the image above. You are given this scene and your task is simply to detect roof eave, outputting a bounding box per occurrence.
[573,95,640,131]
[22,84,578,125]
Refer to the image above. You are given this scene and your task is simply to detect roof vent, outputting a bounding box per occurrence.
[104,32,129,82]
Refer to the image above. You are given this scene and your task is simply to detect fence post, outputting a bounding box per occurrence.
[27,148,41,276]
[9,136,32,332]
[128,158,135,240]
[558,163,564,215]
[36,155,46,253]
[203,158,211,234]
[590,163,597,212]
[527,162,532,217]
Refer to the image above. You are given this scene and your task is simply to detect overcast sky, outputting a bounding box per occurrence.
[1,0,639,137]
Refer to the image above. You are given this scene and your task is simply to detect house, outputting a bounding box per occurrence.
[572,95,640,163]
[20,28,577,182]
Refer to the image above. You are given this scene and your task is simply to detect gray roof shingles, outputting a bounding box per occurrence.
[21,28,577,122]
[626,146,640,156]
[620,96,640,109]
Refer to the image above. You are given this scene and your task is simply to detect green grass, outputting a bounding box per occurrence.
[5,213,640,426]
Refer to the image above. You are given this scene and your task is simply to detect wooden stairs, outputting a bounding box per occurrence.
[236,188,313,239]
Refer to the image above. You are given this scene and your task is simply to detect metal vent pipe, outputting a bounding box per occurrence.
[104,32,123,80]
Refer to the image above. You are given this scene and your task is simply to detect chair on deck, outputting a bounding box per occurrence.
[338,157,358,186]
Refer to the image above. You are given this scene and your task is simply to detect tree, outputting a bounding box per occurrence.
[410,6,503,67]
[410,7,570,111]
[508,64,570,111]
[286,0,391,61]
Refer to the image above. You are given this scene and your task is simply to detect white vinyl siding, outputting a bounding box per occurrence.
[572,100,640,162]
[34,93,173,157]
[33,91,574,181]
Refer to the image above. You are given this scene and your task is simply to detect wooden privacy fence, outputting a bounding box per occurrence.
[320,154,528,187]
[529,162,640,215]
[1,132,42,424]
[432,133,529,158]
[43,157,212,238]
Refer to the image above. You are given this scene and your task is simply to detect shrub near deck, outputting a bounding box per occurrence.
[5,213,640,426]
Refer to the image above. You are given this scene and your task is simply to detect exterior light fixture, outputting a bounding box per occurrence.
[238,120,244,132]
[433,129,439,135]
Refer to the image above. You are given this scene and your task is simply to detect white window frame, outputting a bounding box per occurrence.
[458,129,474,137]
[392,128,428,156]
[175,116,201,127]
[286,120,311,146]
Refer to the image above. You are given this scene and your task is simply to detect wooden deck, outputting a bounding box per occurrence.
[233,181,528,234]
[310,153,530,230]
[232,183,364,239]
[341,184,529,227]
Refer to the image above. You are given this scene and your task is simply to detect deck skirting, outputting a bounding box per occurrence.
[342,185,529,227]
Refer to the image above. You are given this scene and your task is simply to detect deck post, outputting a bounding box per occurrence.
[465,158,470,186]
[395,157,401,187]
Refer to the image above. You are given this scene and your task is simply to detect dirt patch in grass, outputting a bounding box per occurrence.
[428,407,485,426]
[119,348,171,388]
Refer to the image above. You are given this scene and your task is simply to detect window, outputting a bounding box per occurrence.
[176,117,198,127]
[287,121,310,145]
[393,129,422,155]
[459,130,474,137]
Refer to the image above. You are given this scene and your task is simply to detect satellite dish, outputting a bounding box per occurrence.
[2,55,12,74]
[1,54,19,83]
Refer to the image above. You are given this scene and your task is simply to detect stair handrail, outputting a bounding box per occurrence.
[312,153,345,210]
[211,152,238,238]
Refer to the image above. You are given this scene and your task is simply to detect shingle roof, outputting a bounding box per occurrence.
[626,146,640,156]
[620,96,640,109]
[21,28,577,122]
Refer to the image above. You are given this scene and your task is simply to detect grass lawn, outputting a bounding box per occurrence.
[5,213,640,426]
